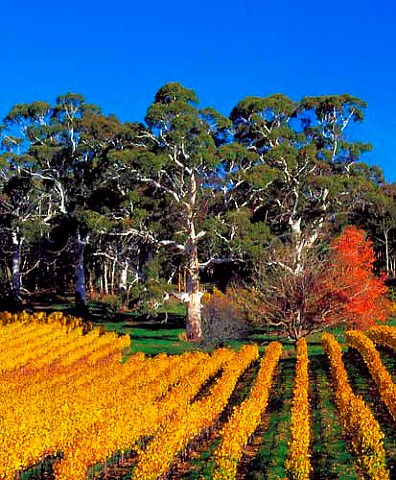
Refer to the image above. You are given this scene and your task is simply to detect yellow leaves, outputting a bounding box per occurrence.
[347,329,396,422]
[132,344,259,480]
[322,332,390,480]
[366,325,396,352]
[0,310,83,329]
[1,315,394,479]
[285,338,311,480]
[16,343,231,480]
[0,316,134,479]
[212,342,282,480]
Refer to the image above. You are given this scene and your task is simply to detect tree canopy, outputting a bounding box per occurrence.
[0,83,393,340]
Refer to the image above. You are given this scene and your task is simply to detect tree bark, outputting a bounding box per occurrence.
[11,230,22,304]
[119,258,129,292]
[110,256,116,294]
[185,173,203,341]
[384,229,390,275]
[103,262,109,294]
[186,289,203,340]
[75,230,89,307]
[185,236,202,340]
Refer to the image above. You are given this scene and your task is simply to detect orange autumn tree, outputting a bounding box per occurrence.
[223,226,390,343]
[329,225,390,329]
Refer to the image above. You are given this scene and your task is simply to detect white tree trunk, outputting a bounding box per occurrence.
[185,237,202,340]
[75,231,89,305]
[186,289,203,340]
[11,230,22,302]
[185,173,203,341]
[110,256,117,294]
[119,259,129,292]
[103,263,109,294]
[384,229,390,274]
[391,256,396,276]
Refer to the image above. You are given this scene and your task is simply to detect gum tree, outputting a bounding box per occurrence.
[1,95,126,308]
[122,83,233,340]
[0,102,54,304]
[226,94,379,339]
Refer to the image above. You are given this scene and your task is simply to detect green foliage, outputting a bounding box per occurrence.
[152,82,199,105]
[89,295,122,320]
[227,208,272,262]
[0,83,392,325]
[300,94,367,122]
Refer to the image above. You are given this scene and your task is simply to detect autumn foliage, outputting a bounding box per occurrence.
[222,226,390,342]
[329,225,390,329]
[322,332,389,479]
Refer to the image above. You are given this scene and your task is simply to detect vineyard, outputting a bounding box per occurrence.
[0,312,396,479]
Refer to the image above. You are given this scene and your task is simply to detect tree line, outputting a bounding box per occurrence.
[0,83,395,340]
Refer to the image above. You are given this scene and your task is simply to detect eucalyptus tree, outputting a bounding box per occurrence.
[86,179,161,301]
[2,95,127,307]
[120,82,233,340]
[0,162,50,304]
[0,103,55,304]
[228,94,373,269]
[227,93,378,337]
[351,181,396,274]
[375,183,396,274]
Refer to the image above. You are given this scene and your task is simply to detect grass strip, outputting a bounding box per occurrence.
[213,342,282,480]
[172,360,261,479]
[246,356,294,480]
[309,354,359,479]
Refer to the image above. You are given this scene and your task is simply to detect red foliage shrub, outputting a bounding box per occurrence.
[329,226,390,328]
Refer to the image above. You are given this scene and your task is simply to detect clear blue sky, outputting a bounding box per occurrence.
[2,0,396,181]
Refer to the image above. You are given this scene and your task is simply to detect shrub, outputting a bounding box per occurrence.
[88,294,122,320]
[201,287,251,344]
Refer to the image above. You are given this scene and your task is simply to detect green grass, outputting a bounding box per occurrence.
[180,361,260,479]
[128,326,197,355]
[90,320,200,356]
[309,355,358,479]
[23,294,396,358]
[247,357,294,480]
[87,317,396,359]
[181,439,220,480]
[377,345,396,381]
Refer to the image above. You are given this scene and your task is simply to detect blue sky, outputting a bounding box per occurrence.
[2,0,396,181]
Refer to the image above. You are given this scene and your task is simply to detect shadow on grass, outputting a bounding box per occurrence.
[129,333,182,341]
[126,315,186,329]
